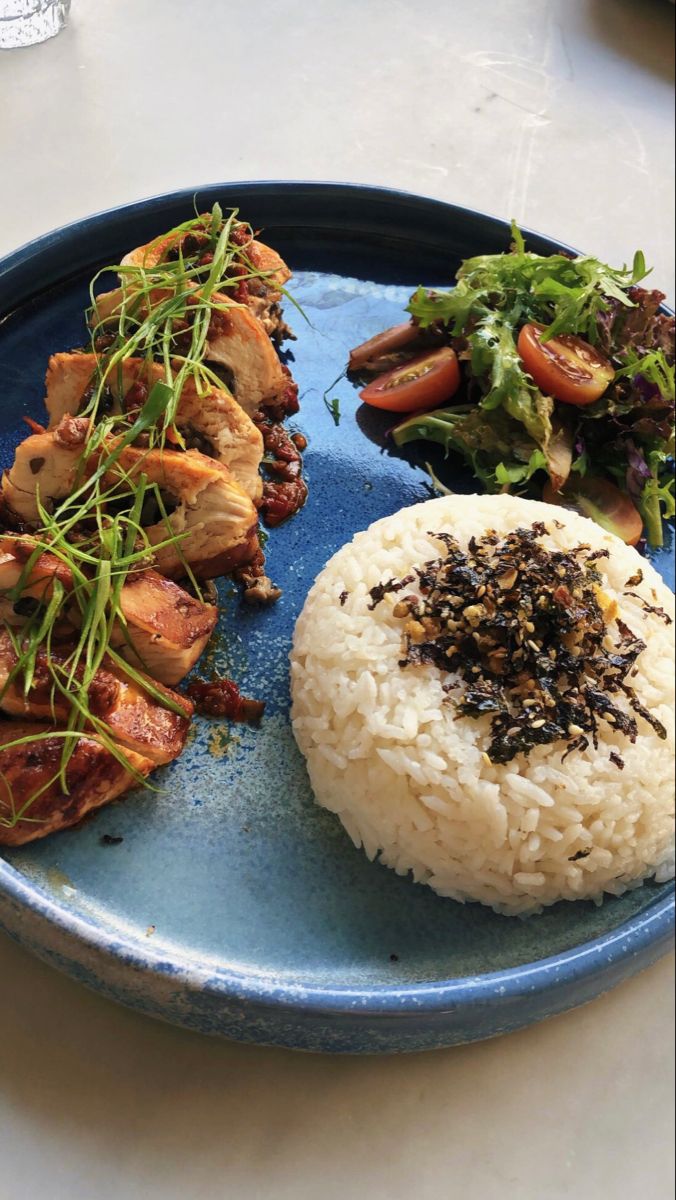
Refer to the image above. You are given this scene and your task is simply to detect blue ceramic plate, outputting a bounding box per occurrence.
[0,183,673,1053]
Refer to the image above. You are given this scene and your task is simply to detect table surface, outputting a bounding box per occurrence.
[0,1,674,1197]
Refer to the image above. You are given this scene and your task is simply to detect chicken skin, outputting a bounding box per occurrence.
[0,722,154,846]
[0,535,217,686]
[0,629,193,765]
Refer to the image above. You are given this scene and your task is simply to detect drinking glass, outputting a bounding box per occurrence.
[0,0,71,49]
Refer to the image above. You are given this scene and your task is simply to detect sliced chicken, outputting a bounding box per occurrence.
[0,535,72,626]
[0,629,193,765]
[169,371,263,500]
[242,239,293,340]
[106,444,259,580]
[120,226,292,337]
[112,569,217,685]
[0,722,154,847]
[0,536,217,685]
[203,290,294,412]
[42,352,98,423]
[44,352,264,501]
[93,286,290,415]
[122,226,290,286]
[2,415,89,524]
[2,419,258,581]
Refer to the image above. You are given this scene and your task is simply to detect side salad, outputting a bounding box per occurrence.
[348,226,675,548]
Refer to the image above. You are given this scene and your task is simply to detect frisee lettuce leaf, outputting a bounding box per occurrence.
[614,347,675,404]
[469,312,554,448]
[408,239,649,345]
[392,405,544,492]
[494,450,548,486]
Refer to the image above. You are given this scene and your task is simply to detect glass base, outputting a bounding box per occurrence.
[0,1,70,49]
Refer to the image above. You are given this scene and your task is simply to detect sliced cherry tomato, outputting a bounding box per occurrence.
[359,347,461,413]
[518,324,614,407]
[349,322,421,371]
[543,475,643,545]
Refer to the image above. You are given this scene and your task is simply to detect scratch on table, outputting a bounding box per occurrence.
[506,112,550,221]
[398,158,449,177]
[490,10,568,220]
[619,114,650,178]
[553,22,575,83]
[461,50,552,83]
[484,89,550,118]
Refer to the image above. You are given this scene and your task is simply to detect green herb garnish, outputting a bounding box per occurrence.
[322,370,346,426]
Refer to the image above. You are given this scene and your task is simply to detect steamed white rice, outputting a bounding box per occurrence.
[290,495,675,915]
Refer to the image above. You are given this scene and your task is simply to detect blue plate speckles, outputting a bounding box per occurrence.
[0,183,673,1053]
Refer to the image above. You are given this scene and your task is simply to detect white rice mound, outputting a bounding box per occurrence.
[290,495,675,916]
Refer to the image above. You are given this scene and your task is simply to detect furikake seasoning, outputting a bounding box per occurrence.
[368,522,667,766]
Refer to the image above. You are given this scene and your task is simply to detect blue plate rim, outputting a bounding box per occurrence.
[0,179,673,1024]
[1,859,673,1013]
[0,178,582,287]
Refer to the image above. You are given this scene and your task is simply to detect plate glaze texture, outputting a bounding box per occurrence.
[0,182,673,1053]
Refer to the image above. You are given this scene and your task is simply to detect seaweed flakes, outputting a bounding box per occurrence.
[624,592,673,625]
[367,574,414,611]
[372,521,663,765]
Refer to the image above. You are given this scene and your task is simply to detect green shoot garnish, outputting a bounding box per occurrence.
[325,397,341,426]
[322,370,346,426]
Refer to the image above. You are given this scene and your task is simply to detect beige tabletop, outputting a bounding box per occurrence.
[0,1,674,1197]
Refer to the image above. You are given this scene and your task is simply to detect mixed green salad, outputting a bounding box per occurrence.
[348,226,675,548]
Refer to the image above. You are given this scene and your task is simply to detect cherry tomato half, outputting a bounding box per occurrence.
[349,322,422,372]
[543,475,643,546]
[359,347,461,413]
[518,324,614,407]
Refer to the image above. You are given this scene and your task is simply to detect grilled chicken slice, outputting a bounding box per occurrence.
[44,353,264,501]
[203,290,294,412]
[2,414,88,524]
[241,238,292,336]
[120,229,292,337]
[2,418,258,580]
[42,352,96,423]
[0,536,217,685]
[107,444,259,579]
[0,535,72,627]
[168,372,263,500]
[0,630,193,765]
[93,286,289,415]
[112,569,217,685]
[0,722,154,846]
